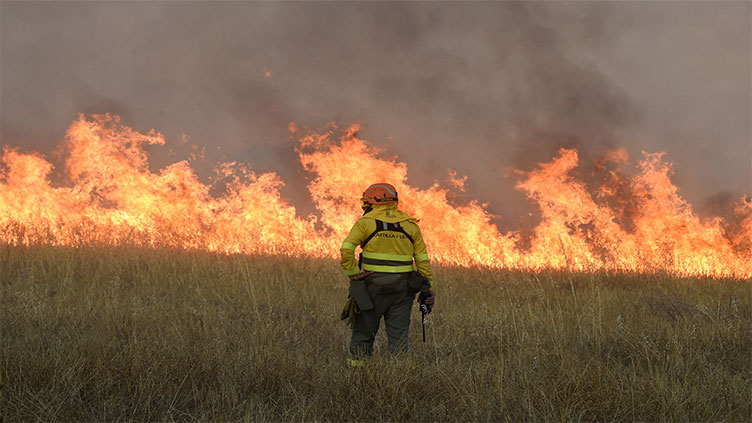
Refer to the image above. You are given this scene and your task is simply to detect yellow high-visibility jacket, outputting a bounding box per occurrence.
[341,203,434,287]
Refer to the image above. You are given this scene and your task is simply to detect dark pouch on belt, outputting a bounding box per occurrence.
[349,279,374,311]
[408,271,430,294]
[368,276,407,296]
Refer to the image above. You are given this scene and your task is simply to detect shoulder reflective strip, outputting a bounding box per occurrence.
[414,253,430,262]
[346,358,366,367]
[362,264,415,273]
[345,267,361,276]
[361,251,414,261]
[341,242,357,250]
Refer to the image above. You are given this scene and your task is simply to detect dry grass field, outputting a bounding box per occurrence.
[1,244,750,421]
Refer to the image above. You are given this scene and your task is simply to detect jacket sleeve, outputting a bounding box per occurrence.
[411,223,435,288]
[340,219,367,279]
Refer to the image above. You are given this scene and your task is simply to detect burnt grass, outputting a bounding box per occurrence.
[1,244,750,421]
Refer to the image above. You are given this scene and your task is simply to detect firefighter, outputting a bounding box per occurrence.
[340,183,435,366]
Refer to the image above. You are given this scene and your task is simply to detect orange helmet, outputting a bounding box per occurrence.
[361,183,399,205]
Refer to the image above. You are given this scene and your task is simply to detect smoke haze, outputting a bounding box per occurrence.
[1,1,749,228]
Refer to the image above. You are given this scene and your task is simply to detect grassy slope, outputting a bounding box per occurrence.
[1,245,750,421]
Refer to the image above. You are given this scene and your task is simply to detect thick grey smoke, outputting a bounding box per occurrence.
[1,2,749,228]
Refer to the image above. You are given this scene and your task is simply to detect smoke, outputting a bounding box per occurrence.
[1,1,749,227]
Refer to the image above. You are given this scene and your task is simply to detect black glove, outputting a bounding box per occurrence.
[418,290,435,314]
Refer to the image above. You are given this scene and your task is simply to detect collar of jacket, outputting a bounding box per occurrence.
[362,204,418,223]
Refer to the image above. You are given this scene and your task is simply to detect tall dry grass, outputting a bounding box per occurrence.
[1,244,750,421]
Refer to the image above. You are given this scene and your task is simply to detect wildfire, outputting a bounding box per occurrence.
[1,114,750,279]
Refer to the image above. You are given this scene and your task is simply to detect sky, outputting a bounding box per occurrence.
[1,1,750,228]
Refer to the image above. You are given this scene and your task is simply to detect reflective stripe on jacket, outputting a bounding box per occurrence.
[340,204,434,286]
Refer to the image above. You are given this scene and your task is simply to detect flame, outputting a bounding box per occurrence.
[1,114,750,279]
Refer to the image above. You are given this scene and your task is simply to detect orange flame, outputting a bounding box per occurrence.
[1,114,750,279]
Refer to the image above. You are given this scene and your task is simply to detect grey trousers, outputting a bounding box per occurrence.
[350,272,416,357]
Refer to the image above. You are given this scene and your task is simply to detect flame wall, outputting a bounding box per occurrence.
[1,115,750,279]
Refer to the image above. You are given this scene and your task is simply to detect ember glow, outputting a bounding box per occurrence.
[1,114,750,279]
